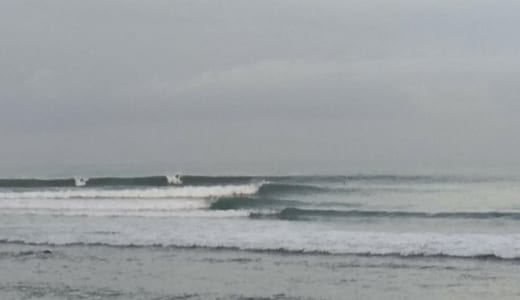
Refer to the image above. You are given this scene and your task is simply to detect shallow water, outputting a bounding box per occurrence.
[1,243,520,300]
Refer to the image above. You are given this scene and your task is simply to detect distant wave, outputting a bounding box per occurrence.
[251,208,520,221]
[0,176,173,188]
[0,178,76,188]
[0,175,264,188]
[0,174,505,188]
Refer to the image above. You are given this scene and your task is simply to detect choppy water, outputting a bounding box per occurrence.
[1,174,520,299]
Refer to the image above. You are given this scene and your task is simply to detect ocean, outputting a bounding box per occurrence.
[1,174,519,299]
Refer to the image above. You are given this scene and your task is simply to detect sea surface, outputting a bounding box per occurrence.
[1,174,520,299]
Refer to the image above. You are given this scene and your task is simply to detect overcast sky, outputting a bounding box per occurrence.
[1,0,520,176]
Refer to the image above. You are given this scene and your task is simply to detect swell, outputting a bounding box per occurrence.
[0,175,256,188]
[0,176,170,188]
[209,196,302,210]
[87,176,170,186]
[0,174,503,188]
[251,208,520,221]
[1,240,518,261]
[0,178,76,188]
[257,183,333,196]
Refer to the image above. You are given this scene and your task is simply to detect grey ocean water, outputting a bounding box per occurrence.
[1,174,520,299]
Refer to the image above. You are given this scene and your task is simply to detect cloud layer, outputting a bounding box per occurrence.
[1,0,519,175]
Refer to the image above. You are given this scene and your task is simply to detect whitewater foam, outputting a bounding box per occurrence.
[166,174,183,185]
[0,184,262,200]
[74,177,89,187]
[0,197,207,211]
[0,207,250,218]
[2,218,519,259]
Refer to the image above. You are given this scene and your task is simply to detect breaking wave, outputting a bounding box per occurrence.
[0,184,262,200]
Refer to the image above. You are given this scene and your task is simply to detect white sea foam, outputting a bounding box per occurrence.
[0,196,254,217]
[0,198,207,211]
[166,174,183,185]
[74,177,89,187]
[0,184,261,200]
[0,207,249,218]
[2,216,520,259]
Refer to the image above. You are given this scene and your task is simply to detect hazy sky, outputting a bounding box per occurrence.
[1,0,520,176]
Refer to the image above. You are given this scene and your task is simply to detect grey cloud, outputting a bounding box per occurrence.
[1,0,520,175]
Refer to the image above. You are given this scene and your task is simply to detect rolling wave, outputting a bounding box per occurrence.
[0,174,501,188]
[0,176,168,188]
[251,208,520,221]
[257,183,332,196]
[86,176,169,187]
[0,178,76,188]
[209,196,302,210]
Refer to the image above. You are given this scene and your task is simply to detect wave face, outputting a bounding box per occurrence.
[1,174,520,259]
